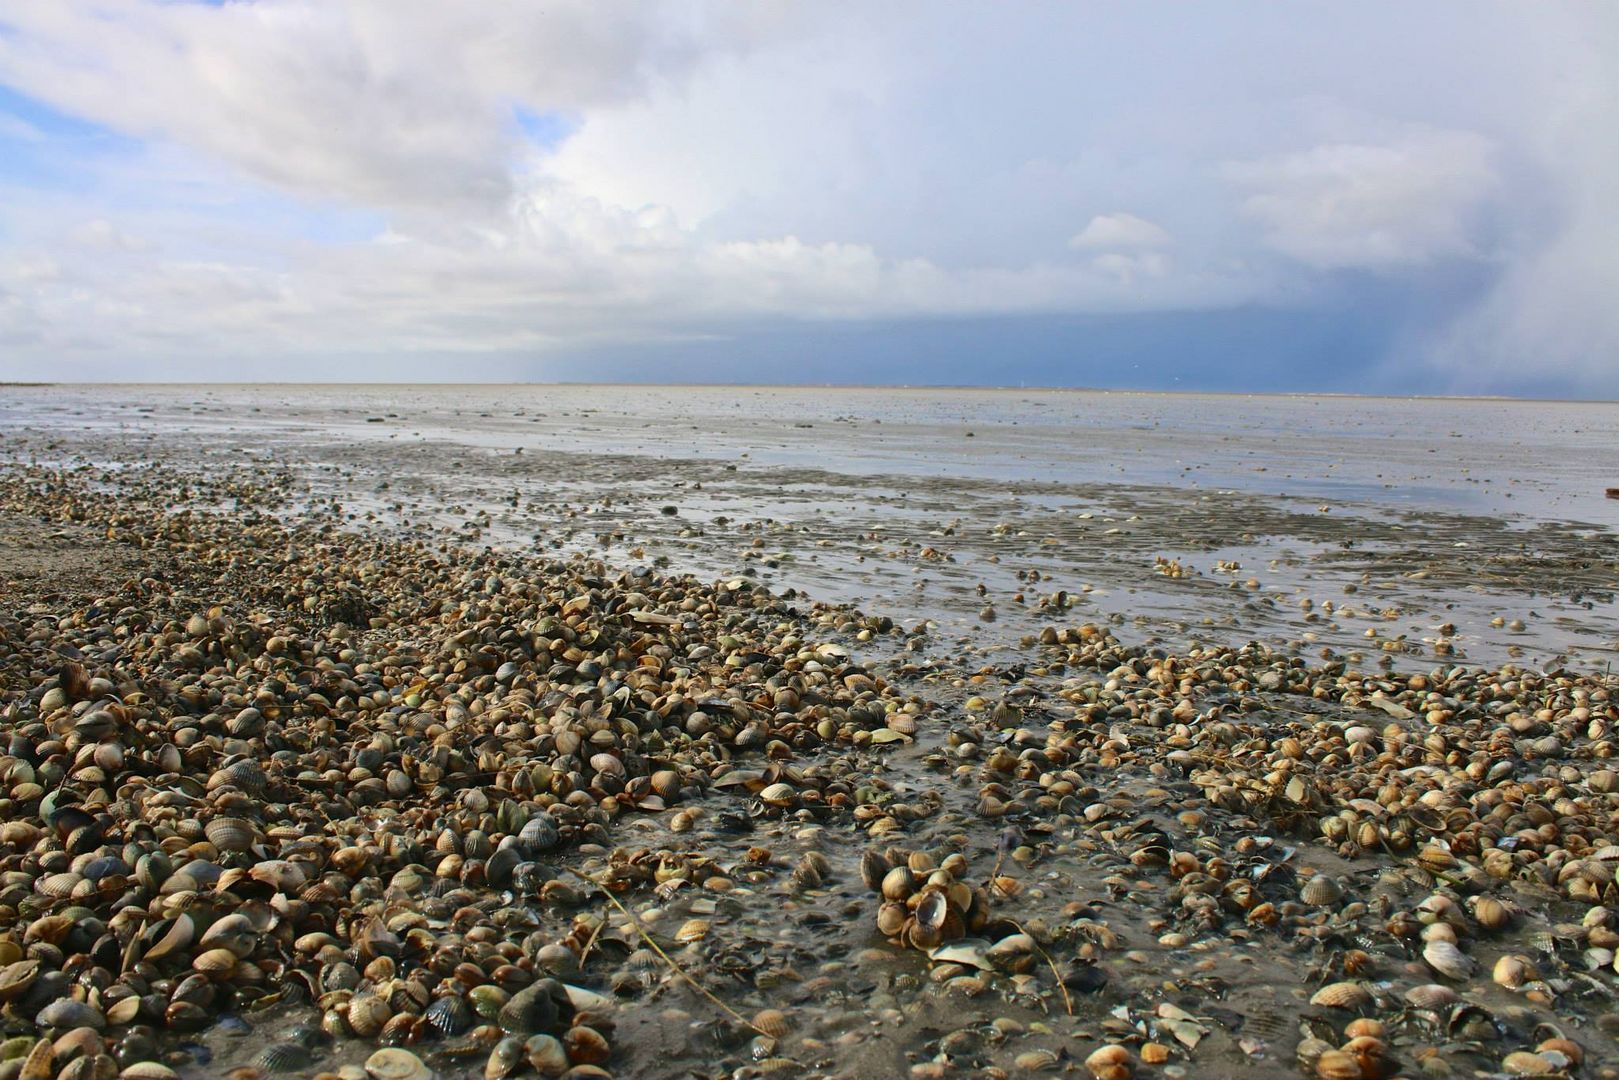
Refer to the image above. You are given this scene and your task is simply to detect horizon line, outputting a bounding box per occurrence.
[5,381,1618,406]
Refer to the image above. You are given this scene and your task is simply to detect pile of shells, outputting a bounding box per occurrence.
[0,469,927,1079]
[861,847,992,953]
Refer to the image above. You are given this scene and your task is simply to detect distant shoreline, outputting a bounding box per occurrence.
[4,381,1616,406]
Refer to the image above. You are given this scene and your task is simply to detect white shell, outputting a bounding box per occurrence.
[1423,939,1476,980]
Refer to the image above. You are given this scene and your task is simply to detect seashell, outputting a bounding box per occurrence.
[1470,896,1514,931]
[1308,981,1371,1010]
[346,994,394,1038]
[425,995,474,1037]
[118,1064,180,1080]
[1344,1018,1384,1040]
[914,889,950,933]
[1416,845,1457,872]
[1315,1050,1362,1080]
[204,817,255,853]
[135,853,172,893]
[517,815,559,854]
[674,919,709,943]
[38,872,85,899]
[208,759,266,794]
[255,1043,317,1073]
[1403,983,1459,1009]
[1014,1049,1060,1072]
[927,940,993,970]
[881,866,916,902]
[0,959,40,1001]
[105,998,142,1025]
[860,849,891,892]
[1299,875,1343,908]
[19,1038,53,1080]
[191,948,238,977]
[163,1001,210,1032]
[1493,954,1535,990]
[1500,1051,1556,1076]
[468,985,510,1020]
[758,782,795,806]
[486,1037,525,1080]
[37,999,104,1030]
[1423,939,1476,980]
[1083,1044,1134,1080]
[561,1025,610,1065]
[378,1012,419,1047]
[1536,1038,1582,1068]
[524,1033,568,1076]
[876,902,908,937]
[497,982,558,1036]
[752,1009,790,1038]
[364,1048,432,1080]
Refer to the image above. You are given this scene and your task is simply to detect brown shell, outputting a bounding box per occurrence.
[192,948,238,976]
[204,817,256,853]
[1299,876,1343,908]
[1403,983,1459,1008]
[1308,981,1372,1010]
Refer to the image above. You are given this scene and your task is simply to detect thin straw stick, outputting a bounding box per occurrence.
[566,867,767,1035]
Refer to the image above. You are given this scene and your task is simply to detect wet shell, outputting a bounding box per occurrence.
[1494,954,1535,990]
[517,815,559,853]
[37,999,104,1030]
[38,872,85,899]
[425,996,474,1037]
[524,1033,568,1076]
[19,1039,53,1080]
[486,1036,525,1080]
[1423,940,1476,981]
[118,1064,180,1080]
[859,849,891,892]
[0,959,40,1001]
[1083,1044,1134,1080]
[204,817,256,853]
[347,994,394,1038]
[1316,1050,1362,1080]
[497,983,558,1035]
[255,1043,317,1073]
[1471,896,1514,931]
[1403,983,1459,1009]
[1309,981,1372,1010]
[208,760,266,795]
[881,866,916,902]
[914,889,950,933]
[561,1025,610,1065]
[365,1048,433,1080]
[1501,1052,1556,1076]
[192,948,238,977]
[758,782,796,806]
[1299,876,1343,908]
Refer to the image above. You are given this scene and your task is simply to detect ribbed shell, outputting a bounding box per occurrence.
[204,817,255,853]
[1308,981,1371,1009]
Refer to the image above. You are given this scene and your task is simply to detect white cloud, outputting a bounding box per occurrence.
[1070,213,1170,251]
[0,2,1614,389]
[1225,129,1499,270]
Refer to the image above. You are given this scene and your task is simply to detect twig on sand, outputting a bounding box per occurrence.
[566,866,767,1035]
[1005,918,1074,1017]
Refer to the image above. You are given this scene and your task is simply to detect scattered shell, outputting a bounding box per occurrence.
[365,1048,433,1080]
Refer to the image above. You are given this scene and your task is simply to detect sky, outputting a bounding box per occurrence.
[0,2,1615,395]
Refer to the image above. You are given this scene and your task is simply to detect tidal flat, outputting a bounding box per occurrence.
[2,385,1619,1080]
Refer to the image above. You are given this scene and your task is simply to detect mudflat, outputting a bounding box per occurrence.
[2,385,1619,1080]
